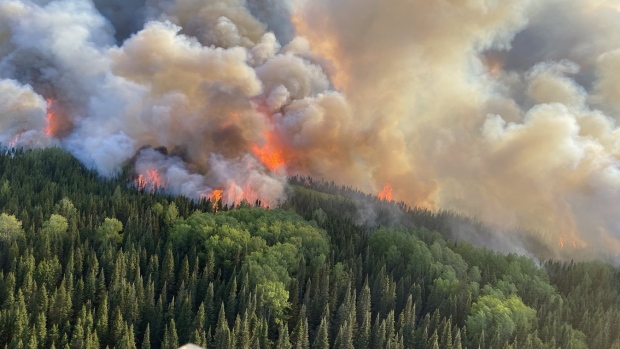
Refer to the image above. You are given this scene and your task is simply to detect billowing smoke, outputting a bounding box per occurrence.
[1,0,620,257]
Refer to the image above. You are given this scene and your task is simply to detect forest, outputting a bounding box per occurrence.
[1,147,620,349]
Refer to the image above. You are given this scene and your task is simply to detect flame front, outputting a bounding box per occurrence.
[136,169,164,192]
[211,189,223,202]
[378,184,393,201]
[45,99,56,137]
[251,130,286,172]
[202,181,269,208]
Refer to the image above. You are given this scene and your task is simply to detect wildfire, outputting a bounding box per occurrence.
[378,184,393,201]
[250,129,286,172]
[559,237,564,249]
[136,169,165,192]
[251,141,285,172]
[7,133,23,148]
[45,98,57,137]
[211,189,223,202]
[201,181,270,209]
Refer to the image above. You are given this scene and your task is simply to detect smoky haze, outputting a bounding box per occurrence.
[1,0,620,258]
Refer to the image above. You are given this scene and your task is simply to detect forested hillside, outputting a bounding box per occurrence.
[1,148,620,349]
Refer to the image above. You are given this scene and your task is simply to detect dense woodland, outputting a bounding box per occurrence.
[1,147,620,349]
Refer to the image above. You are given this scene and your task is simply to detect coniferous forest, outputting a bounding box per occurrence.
[2,148,620,349]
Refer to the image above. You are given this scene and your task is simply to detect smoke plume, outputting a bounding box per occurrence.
[1,0,620,257]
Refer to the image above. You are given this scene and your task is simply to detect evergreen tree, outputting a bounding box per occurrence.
[292,305,309,349]
[162,319,179,349]
[214,304,230,349]
[141,324,151,349]
[276,324,292,349]
[312,316,329,349]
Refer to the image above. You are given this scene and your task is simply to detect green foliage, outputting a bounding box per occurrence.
[0,213,22,239]
[0,148,618,349]
[466,294,536,346]
[96,218,123,244]
[42,214,68,235]
[171,209,329,323]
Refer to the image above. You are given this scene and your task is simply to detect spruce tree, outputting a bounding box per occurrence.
[312,316,330,349]
[162,319,179,349]
[214,304,230,349]
[141,324,151,349]
[276,324,292,349]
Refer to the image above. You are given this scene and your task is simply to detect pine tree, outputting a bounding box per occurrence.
[312,316,330,349]
[452,329,462,349]
[334,319,354,349]
[141,324,151,349]
[96,294,109,345]
[214,304,230,349]
[70,317,85,349]
[178,256,190,289]
[161,245,174,296]
[400,296,416,349]
[10,290,29,349]
[276,324,292,349]
[111,309,125,345]
[118,323,137,349]
[371,317,385,349]
[429,330,440,349]
[292,305,309,349]
[226,277,238,325]
[162,319,179,349]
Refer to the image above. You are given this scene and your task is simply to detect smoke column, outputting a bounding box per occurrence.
[1,0,620,256]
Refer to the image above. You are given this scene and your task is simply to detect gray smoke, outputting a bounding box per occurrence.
[2,0,620,257]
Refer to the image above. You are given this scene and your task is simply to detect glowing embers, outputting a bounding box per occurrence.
[378,184,393,201]
[250,130,286,172]
[136,169,166,192]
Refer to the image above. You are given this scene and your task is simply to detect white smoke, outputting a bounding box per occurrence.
[2,0,620,256]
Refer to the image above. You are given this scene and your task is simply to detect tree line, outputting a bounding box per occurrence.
[0,148,619,348]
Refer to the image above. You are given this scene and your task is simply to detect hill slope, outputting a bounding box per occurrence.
[1,148,619,349]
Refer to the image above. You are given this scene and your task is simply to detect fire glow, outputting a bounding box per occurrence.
[378,184,393,201]
[250,131,286,172]
[44,99,56,137]
[136,169,165,192]
[201,181,269,208]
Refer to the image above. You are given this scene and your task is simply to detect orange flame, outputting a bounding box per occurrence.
[199,182,269,209]
[378,184,393,201]
[136,169,165,192]
[251,144,285,172]
[559,237,564,249]
[250,127,286,172]
[45,98,57,137]
[211,189,223,202]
